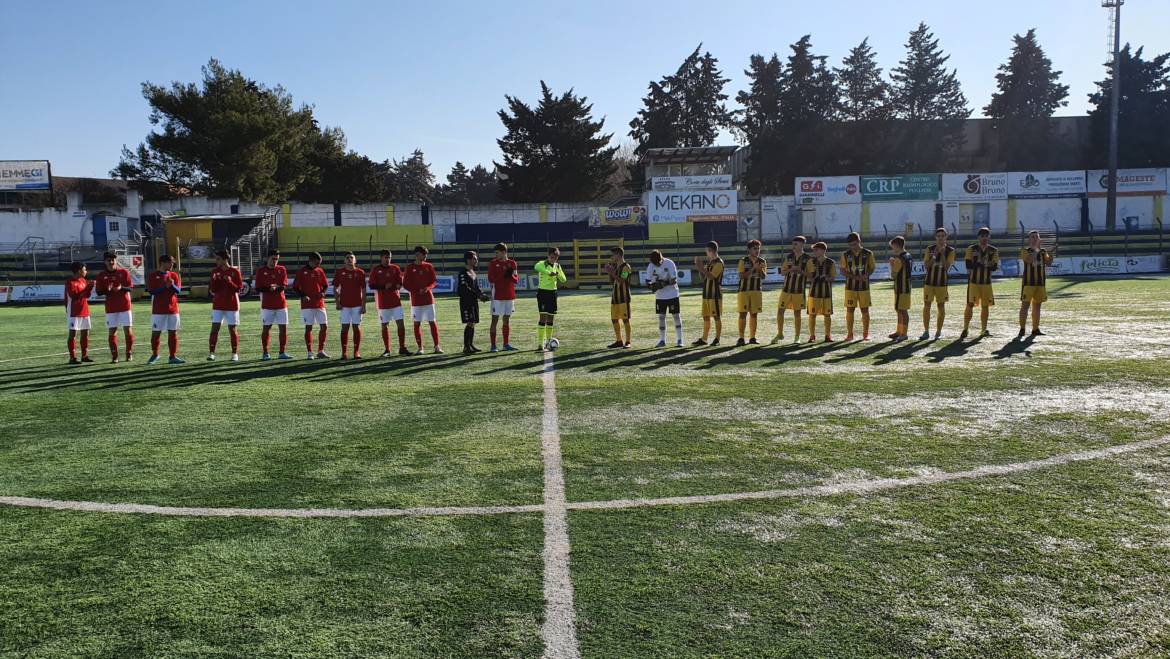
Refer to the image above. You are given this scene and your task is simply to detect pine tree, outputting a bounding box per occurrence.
[465,165,500,205]
[435,161,471,204]
[495,81,616,202]
[836,38,890,122]
[985,29,1069,119]
[733,54,783,143]
[393,149,435,202]
[1088,44,1170,168]
[887,23,970,171]
[629,45,731,154]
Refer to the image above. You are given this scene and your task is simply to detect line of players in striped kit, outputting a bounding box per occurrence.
[602,227,1055,348]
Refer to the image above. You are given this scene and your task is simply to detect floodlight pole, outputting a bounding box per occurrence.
[1104,0,1123,231]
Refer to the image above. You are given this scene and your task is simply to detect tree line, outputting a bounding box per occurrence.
[113,24,1170,204]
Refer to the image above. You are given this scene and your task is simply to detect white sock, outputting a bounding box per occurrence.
[658,314,667,342]
[673,313,683,342]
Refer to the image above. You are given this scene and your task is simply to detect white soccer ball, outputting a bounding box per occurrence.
[546,338,560,351]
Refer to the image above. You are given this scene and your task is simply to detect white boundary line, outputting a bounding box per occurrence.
[0,352,69,365]
[539,350,580,659]
[2,437,1166,520]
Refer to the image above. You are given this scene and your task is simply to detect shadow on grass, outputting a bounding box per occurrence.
[924,337,979,363]
[871,339,935,365]
[992,335,1035,360]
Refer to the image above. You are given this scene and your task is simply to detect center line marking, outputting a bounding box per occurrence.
[540,350,580,659]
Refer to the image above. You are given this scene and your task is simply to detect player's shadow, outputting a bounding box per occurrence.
[992,336,1035,360]
[923,337,978,363]
[871,339,934,365]
[0,358,341,394]
[296,352,486,381]
[824,339,893,363]
[769,341,851,365]
[637,345,738,370]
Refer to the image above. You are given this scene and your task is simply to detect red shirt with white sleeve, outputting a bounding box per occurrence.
[209,265,244,311]
[94,267,133,313]
[403,261,437,307]
[487,258,519,301]
[368,264,403,309]
[332,267,367,308]
[254,265,289,310]
[147,270,181,315]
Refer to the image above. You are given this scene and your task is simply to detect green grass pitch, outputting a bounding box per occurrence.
[1,276,1169,656]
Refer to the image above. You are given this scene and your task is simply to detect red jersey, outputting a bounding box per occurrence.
[209,266,243,311]
[65,276,94,318]
[332,267,367,308]
[254,264,289,310]
[94,267,133,313]
[368,263,403,309]
[403,261,437,307]
[147,270,181,315]
[487,258,519,301]
[292,266,328,310]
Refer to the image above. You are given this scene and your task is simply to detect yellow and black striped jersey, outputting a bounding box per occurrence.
[841,248,876,292]
[965,244,1000,285]
[738,256,767,292]
[891,251,912,295]
[809,257,836,299]
[610,261,632,305]
[923,245,956,287]
[1020,248,1052,287]
[701,257,724,299]
[781,251,812,294]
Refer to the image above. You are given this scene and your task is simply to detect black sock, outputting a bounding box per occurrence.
[464,325,473,348]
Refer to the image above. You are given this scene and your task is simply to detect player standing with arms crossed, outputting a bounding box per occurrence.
[457,250,490,353]
[961,227,1000,339]
[693,241,724,346]
[64,262,95,364]
[207,250,244,362]
[645,249,683,347]
[292,252,330,359]
[806,242,836,342]
[146,254,184,364]
[534,247,567,351]
[606,246,634,349]
[736,239,767,346]
[1019,230,1056,338]
[887,237,912,342]
[333,252,367,360]
[921,228,955,340]
[94,251,134,362]
[840,233,876,341]
[404,245,441,354]
[773,236,811,344]
[369,249,409,357]
[254,249,292,360]
[487,243,519,352]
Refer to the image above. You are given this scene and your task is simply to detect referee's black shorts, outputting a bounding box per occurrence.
[459,297,480,324]
[537,289,558,315]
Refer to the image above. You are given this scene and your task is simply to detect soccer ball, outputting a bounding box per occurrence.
[546,338,560,351]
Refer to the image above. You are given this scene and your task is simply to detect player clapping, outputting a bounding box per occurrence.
[94,251,134,362]
[207,249,244,362]
[1019,230,1056,339]
[458,250,490,353]
[254,249,292,360]
[146,254,184,364]
[606,246,633,349]
[369,249,409,357]
[292,252,330,359]
[404,245,441,354]
[332,252,367,359]
[486,243,519,352]
[64,262,95,364]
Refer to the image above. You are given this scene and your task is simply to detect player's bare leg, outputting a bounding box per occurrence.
[921,303,931,340]
[980,304,991,337]
[793,310,802,343]
[961,303,974,339]
[772,308,784,343]
[807,311,817,342]
[748,313,758,344]
[610,320,624,348]
[1030,301,1043,336]
[1018,301,1029,338]
[712,316,721,345]
[861,308,871,340]
[935,302,945,339]
[845,307,855,341]
[823,314,832,342]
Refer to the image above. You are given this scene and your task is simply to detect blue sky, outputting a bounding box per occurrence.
[3,0,1167,180]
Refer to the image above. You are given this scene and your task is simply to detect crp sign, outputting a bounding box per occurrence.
[860,174,939,201]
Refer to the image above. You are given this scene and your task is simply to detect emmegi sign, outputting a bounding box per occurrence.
[651,175,732,191]
[1008,171,1086,198]
[0,160,52,191]
[649,190,737,223]
[860,174,939,201]
[941,173,1008,201]
[795,176,860,205]
[1086,168,1169,197]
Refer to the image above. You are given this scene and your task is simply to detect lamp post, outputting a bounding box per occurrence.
[1102,0,1123,231]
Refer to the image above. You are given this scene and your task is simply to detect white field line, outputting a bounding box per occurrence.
[540,350,581,659]
[1,437,1167,520]
[0,352,69,365]
[566,436,1170,512]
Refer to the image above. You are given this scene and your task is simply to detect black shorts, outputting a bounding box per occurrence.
[655,297,681,315]
[537,290,558,315]
[459,298,480,324]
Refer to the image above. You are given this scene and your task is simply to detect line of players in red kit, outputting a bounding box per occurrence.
[61,243,521,364]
